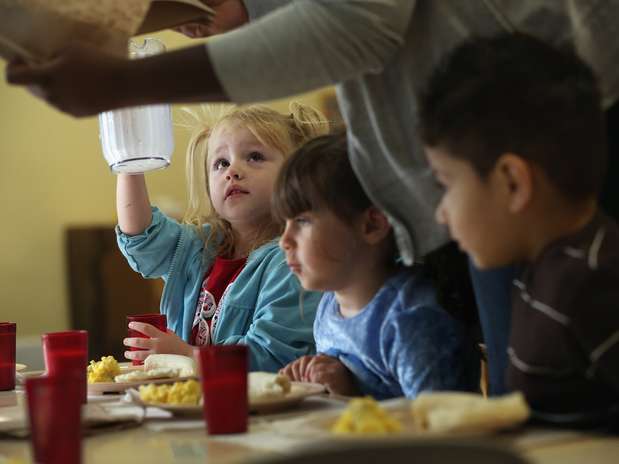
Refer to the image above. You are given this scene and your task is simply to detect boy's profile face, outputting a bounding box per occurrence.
[425,146,522,269]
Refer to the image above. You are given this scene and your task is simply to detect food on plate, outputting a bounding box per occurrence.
[137,372,293,406]
[87,356,121,383]
[248,372,291,401]
[88,354,198,385]
[143,354,197,377]
[331,397,402,435]
[114,367,179,383]
[139,379,201,405]
[410,391,530,433]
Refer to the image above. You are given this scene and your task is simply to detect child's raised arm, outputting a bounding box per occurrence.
[116,174,153,236]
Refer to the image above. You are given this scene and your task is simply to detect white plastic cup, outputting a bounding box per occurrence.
[98,38,174,174]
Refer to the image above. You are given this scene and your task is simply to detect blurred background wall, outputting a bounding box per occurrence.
[0,31,337,366]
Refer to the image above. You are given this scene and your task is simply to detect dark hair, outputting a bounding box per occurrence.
[418,33,607,200]
[272,132,373,223]
[273,133,479,333]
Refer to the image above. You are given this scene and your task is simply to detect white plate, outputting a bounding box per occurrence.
[251,381,326,414]
[88,365,196,394]
[125,381,326,415]
[15,363,27,372]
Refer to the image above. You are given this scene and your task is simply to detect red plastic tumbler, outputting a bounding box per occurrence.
[126,313,167,365]
[42,330,88,403]
[0,322,16,391]
[26,375,82,464]
[199,345,248,435]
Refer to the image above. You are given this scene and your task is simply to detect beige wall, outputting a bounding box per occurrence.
[0,31,333,338]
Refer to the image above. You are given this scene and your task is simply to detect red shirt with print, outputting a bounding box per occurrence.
[190,256,246,346]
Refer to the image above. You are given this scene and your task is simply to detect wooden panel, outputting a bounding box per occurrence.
[65,227,163,361]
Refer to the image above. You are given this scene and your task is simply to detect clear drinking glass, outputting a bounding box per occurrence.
[98,38,174,174]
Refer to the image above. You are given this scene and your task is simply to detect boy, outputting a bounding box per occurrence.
[418,34,619,425]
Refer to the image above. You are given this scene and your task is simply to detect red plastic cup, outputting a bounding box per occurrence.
[198,345,248,435]
[41,330,88,404]
[126,313,167,365]
[0,322,16,391]
[26,375,82,464]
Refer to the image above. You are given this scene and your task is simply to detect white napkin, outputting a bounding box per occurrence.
[0,393,146,439]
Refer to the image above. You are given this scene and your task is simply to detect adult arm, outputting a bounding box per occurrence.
[6,44,226,116]
[209,0,414,102]
[5,0,414,116]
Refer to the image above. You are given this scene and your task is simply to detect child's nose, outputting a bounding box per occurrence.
[225,158,245,180]
[279,223,294,250]
[225,165,243,180]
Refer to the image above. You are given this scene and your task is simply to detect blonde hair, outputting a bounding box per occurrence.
[179,102,330,257]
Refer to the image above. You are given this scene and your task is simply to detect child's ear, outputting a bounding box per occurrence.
[495,153,533,213]
[361,207,392,244]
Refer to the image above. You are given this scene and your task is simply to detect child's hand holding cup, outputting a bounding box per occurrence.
[125,313,167,365]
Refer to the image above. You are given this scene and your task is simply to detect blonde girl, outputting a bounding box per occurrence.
[118,103,329,371]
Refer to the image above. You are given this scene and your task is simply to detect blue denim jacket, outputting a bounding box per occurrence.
[117,207,320,372]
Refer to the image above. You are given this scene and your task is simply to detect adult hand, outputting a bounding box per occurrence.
[6,42,131,117]
[279,355,315,382]
[306,355,360,396]
[123,322,193,362]
[174,0,248,37]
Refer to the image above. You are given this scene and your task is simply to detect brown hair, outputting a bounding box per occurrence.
[272,132,372,224]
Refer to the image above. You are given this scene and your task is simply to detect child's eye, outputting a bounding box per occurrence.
[247,151,265,162]
[213,158,229,170]
[294,215,311,225]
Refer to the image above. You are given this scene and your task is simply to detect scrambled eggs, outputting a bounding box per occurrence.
[87,356,121,383]
[331,397,402,435]
[139,379,201,405]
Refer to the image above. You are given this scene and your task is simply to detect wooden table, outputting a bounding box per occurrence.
[2,391,618,464]
[524,436,619,464]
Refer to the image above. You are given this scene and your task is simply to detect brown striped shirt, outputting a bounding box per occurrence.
[507,211,619,414]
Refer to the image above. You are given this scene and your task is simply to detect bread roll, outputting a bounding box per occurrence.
[410,391,530,433]
[248,372,291,401]
[143,354,197,378]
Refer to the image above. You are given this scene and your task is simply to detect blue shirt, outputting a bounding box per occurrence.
[315,268,480,399]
